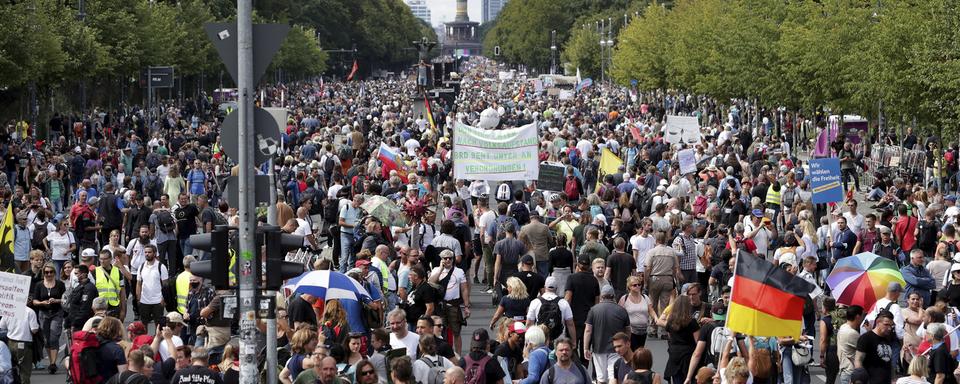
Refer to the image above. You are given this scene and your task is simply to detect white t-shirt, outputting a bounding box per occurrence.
[158,335,185,361]
[429,267,466,302]
[630,234,655,272]
[477,211,496,243]
[403,138,421,157]
[844,212,866,236]
[45,230,75,261]
[137,260,169,305]
[0,307,38,342]
[412,355,454,384]
[126,239,157,273]
[526,292,574,324]
[390,332,420,360]
[294,218,313,247]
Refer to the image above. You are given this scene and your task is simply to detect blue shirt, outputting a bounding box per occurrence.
[340,281,382,335]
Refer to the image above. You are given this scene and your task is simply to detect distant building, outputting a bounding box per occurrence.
[482,0,508,23]
[405,0,432,25]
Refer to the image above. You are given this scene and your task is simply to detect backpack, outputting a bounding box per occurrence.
[917,220,939,252]
[709,326,734,366]
[751,346,774,379]
[464,354,491,384]
[564,177,580,201]
[352,175,366,196]
[69,330,102,384]
[31,221,48,250]
[419,356,447,384]
[145,175,162,201]
[155,210,176,233]
[546,360,589,384]
[323,155,337,177]
[495,217,514,242]
[323,198,340,223]
[537,296,565,340]
[943,240,959,256]
[509,202,530,227]
[70,156,85,177]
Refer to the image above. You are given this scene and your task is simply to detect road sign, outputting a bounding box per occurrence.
[223,175,273,208]
[205,23,290,84]
[810,158,844,204]
[147,66,175,88]
[220,107,284,166]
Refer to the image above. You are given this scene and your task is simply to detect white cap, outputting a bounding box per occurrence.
[81,248,97,258]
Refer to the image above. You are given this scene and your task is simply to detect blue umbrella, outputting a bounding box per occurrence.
[286,270,371,302]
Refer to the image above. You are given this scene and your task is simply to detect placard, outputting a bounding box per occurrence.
[558,90,575,100]
[678,149,697,175]
[665,115,701,145]
[810,158,843,204]
[537,163,566,191]
[0,271,30,320]
[452,122,539,181]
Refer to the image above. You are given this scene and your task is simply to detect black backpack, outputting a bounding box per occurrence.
[155,210,176,233]
[537,296,564,340]
[509,202,530,227]
[31,221,49,250]
[917,220,940,252]
[323,155,337,176]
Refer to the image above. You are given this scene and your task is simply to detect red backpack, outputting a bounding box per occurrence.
[564,177,580,200]
[464,354,492,384]
[69,330,102,384]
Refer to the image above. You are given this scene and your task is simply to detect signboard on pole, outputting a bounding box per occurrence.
[537,163,566,192]
[0,271,31,320]
[452,122,539,181]
[146,66,175,88]
[665,115,701,145]
[678,149,697,175]
[810,158,844,204]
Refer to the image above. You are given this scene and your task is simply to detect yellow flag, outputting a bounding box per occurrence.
[597,147,623,189]
[0,202,14,271]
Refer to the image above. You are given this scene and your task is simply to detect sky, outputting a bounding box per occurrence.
[425,0,483,26]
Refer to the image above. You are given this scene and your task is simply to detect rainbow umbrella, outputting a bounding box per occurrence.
[827,252,906,311]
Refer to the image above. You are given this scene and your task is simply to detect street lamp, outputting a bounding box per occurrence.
[550,30,557,75]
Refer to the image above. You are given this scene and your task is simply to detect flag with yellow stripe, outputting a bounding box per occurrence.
[727,251,816,339]
[0,202,14,272]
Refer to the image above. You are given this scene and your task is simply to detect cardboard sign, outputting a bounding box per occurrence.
[0,271,30,320]
[678,149,697,175]
[537,163,566,192]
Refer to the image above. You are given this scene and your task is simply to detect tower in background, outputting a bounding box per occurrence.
[443,0,482,57]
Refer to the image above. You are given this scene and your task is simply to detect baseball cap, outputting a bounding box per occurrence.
[471,328,490,349]
[81,248,97,258]
[947,195,958,202]
[752,209,764,218]
[166,312,184,324]
[127,321,146,335]
[520,254,534,265]
[355,259,372,267]
[508,321,527,334]
[601,284,615,298]
[544,276,558,290]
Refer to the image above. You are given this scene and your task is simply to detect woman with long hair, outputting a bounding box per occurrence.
[95,317,127,380]
[547,232,575,293]
[620,275,658,349]
[31,262,65,374]
[489,276,530,330]
[344,333,365,369]
[354,359,380,384]
[279,328,318,384]
[321,300,350,347]
[658,296,700,384]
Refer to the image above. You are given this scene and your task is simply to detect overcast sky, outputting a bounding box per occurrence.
[425,0,483,26]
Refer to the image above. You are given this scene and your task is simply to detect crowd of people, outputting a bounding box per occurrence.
[0,54,957,384]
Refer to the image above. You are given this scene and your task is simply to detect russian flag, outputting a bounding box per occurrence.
[378,142,408,182]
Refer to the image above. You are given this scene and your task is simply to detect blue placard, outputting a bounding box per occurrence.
[810,158,843,204]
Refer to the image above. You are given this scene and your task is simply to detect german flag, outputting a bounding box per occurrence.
[726,252,816,339]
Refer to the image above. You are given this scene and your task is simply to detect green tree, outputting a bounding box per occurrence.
[272,26,329,79]
[561,27,601,78]
[611,3,671,91]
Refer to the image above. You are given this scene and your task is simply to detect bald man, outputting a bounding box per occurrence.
[443,367,465,384]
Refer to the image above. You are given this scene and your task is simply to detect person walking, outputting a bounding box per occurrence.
[30,262,65,374]
[645,231,680,338]
[584,285,630,384]
[540,338,590,384]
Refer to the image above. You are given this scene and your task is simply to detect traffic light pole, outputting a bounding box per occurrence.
[236,0,260,383]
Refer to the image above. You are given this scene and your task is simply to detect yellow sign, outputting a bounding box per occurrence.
[597,148,623,189]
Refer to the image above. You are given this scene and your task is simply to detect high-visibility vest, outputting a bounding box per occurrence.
[176,271,192,314]
[228,249,237,286]
[766,184,782,206]
[95,266,122,306]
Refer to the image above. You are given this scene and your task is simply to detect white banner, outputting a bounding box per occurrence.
[665,115,702,145]
[0,271,30,320]
[453,122,540,181]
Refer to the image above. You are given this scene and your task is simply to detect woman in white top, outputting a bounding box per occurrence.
[619,275,658,350]
[43,220,76,274]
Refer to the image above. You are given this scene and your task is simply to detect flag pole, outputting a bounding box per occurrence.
[920,322,960,356]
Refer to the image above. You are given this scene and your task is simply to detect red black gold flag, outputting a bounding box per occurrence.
[727,251,816,339]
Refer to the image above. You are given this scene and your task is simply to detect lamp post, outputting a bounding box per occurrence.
[550,30,557,75]
[598,19,605,83]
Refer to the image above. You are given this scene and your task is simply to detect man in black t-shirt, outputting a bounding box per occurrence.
[170,346,223,384]
[606,238,636,299]
[928,322,958,384]
[516,255,545,297]
[287,293,318,329]
[173,192,199,274]
[460,328,506,384]
[855,310,895,384]
[565,255,601,364]
[404,265,436,329]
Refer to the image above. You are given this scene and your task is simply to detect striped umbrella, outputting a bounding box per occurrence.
[827,252,906,311]
[287,270,371,302]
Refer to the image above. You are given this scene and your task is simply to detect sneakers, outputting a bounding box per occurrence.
[48,363,57,375]
[484,288,494,294]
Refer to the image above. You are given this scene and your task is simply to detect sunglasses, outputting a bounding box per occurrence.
[43,270,55,274]
[441,257,453,260]
[360,370,376,376]
[630,283,640,287]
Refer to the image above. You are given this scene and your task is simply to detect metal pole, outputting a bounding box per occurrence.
[148,67,153,128]
[265,290,278,384]
[236,0,260,382]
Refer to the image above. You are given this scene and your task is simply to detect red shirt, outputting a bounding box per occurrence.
[895,216,918,251]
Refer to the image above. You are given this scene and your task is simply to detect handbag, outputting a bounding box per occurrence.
[791,341,813,366]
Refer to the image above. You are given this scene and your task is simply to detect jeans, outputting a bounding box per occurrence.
[868,187,885,201]
[536,261,549,277]
[52,259,67,278]
[339,232,355,273]
[781,346,810,384]
[841,168,859,192]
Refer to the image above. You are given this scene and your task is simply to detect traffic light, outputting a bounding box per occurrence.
[190,227,231,289]
[263,228,305,290]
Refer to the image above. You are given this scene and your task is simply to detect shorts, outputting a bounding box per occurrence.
[441,302,464,335]
[591,352,618,382]
[140,303,165,325]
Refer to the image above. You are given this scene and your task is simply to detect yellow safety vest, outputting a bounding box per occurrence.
[228,249,237,286]
[766,184,782,206]
[95,266,122,306]
[176,271,192,314]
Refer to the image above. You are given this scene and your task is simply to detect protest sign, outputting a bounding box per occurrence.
[453,122,539,181]
[597,148,623,188]
[0,271,30,320]
[537,162,566,191]
[558,90,574,100]
[665,115,701,145]
[629,124,643,143]
[678,149,697,175]
[810,158,843,204]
